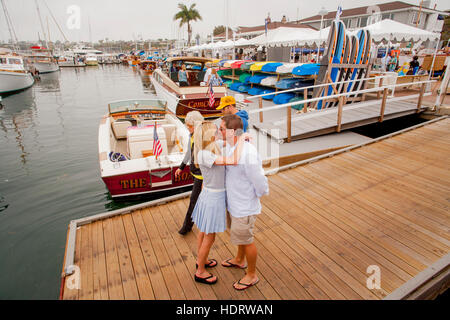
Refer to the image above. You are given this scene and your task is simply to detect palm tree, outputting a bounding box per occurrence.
[173,3,202,46]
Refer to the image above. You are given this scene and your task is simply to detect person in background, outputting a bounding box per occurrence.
[207,68,223,87]
[409,56,420,75]
[388,52,398,72]
[178,64,189,86]
[176,111,204,235]
[203,63,212,83]
[216,96,249,132]
[219,114,269,291]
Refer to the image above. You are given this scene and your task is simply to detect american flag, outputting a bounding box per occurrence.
[207,81,215,108]
[153,124,162,158]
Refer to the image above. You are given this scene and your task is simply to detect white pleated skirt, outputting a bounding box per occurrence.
[191,187,227,234]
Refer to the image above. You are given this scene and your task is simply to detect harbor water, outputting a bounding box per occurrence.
[0,65,161,299]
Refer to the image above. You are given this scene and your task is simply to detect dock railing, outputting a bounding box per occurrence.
[241,77,435,143]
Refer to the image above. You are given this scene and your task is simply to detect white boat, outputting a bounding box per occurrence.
[98,99,193,198]
[85,53,99,66]
[0,50,35,95]
[58,52,86,67]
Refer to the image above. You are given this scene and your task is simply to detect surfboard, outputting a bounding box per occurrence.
[323,20,346,109]
[347,29,366,94]
[351,30,372,97]
[313,20,337,110]
[330,33,352,108]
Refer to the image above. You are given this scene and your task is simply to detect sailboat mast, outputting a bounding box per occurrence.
[35,0,49,49]
[1,0,19,50]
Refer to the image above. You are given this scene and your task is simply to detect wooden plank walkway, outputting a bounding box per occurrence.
[252,97,427,142]
[61,117,450,300]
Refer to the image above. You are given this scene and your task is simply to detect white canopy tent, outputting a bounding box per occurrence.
[247,27,309,46]
[362,19,440,43]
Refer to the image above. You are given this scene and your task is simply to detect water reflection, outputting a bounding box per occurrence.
[0,89,37,167]
[35,72,61,93]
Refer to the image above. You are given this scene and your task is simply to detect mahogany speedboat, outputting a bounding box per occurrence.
[139,60,157,75]
[151,57,226,119]
[98,99,193,198]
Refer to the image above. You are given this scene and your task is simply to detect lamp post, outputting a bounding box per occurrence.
[317,7,328,62]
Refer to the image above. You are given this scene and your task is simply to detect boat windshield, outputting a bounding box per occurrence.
[108,99,167,115]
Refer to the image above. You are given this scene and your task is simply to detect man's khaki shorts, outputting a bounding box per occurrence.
[227,212,257,245]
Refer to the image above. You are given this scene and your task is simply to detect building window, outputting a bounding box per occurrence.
[381,13,393,20]
[360,16,368,27]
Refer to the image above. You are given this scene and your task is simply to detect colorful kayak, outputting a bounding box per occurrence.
[250,61,274,71]
[238,84,252,93]
[261,88,276,100]
[248,86,265,95]
[241,62,255,70]
[276,63,304,74]
[248,74,269,84]
[292,63,320,76]
[261,62,283,72]
[260,76,278,86]
[231,60,250,69]
[239,72,252,83]
[273,93,296,105]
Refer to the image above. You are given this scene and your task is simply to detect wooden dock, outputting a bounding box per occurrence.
[252,95,429,143]
[61,117,450,300]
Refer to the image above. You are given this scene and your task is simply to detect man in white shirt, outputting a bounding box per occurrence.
[203,64,212,83]
[219,114,269,290]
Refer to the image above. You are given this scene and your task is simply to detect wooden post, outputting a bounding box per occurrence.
[259,97,263,123]
[377,77,384,99]
[361,64,372,102]
[379,87,388,122]
[417,83,425,113]
[303,88,308,113]
[336,96,344,132]
[287,105,292,143]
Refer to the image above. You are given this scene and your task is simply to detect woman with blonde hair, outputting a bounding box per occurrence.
[191,120,249,285]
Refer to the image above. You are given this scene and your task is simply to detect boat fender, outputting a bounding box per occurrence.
[109,151,128,162]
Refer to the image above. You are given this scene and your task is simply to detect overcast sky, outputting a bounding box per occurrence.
[1,0,448,43]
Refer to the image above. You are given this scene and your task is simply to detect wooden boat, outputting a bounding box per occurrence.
[150,57,226,119]
[98,99,193,198]
[0,50,35,95]
[139,60,157,75]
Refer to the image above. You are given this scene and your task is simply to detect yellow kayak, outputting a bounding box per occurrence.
[249,61,275,71]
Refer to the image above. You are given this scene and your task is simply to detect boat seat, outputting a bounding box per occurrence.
[162,124,177,146]
[112,120,133,139]
[140,119,168,127]
[127,126,168,159]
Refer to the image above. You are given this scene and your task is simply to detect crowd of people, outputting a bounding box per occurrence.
[174,95,266,290]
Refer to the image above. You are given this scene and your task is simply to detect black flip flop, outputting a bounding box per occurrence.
[222,258,247,269]
[194,273,217,285]
[196,258,217,269]
[233,278,259,291]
